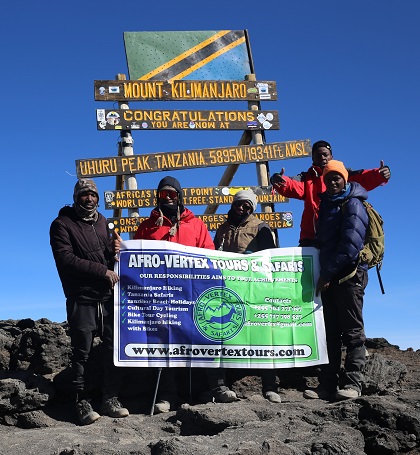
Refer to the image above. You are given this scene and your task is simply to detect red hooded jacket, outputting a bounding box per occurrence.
[273,166,388,243]
[134,207,214,250]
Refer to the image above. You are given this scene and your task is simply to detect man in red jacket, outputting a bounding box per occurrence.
[133,176,214,413]
[133,175,214,249]
[270,140,391,246]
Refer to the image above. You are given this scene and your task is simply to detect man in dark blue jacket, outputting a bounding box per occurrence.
[303,160,369,401]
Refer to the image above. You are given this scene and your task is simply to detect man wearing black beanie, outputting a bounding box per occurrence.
[133,176,214,413]
[270,140,390,246]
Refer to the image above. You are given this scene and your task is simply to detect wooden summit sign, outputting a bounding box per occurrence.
[96,109,279,131]
[108,211,293,233]
[94,80,277,101]
[104,186,289,210]
[76,139,310,178]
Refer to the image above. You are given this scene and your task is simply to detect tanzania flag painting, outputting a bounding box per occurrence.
[124,30,252,81]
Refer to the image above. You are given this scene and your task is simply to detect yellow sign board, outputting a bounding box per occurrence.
[95,80,277,101]
[76,140,311,178]
[104,186,288,209]
[108,212,293,233]
[96,109,279,131]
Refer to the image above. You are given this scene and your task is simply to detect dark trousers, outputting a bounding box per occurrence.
[156,368,178,402]
[67,298,121,400]
[206,368,228,391]
[319,268,368,393]
[206,368,277,393]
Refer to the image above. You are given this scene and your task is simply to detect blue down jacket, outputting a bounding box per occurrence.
[316,181,369,283]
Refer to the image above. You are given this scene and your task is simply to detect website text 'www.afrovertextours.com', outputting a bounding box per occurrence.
[124,344,312,359]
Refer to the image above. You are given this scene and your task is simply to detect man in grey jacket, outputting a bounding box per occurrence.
[211,189,281,403]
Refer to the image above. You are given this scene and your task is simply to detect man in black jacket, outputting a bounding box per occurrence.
[50,179,129,425]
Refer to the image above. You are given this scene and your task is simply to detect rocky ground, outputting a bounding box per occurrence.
[0,318,419,455]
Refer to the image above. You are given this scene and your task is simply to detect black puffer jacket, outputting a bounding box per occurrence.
[316,182,368,283]
[50,206,115,302]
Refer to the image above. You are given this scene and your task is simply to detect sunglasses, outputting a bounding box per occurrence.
[158,189,178,199]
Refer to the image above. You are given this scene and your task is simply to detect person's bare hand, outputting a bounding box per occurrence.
[270,168,286,186]
[379,160,391,180]
[105,270,119,288]
[316,276,329,296]
[113,230,123,261]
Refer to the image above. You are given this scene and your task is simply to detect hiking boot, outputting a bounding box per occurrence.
[264,391,281,403]
[101,397,129,418]
[214,388,238,403]
[154,400,171,414]
[303,387,335,401]
[76,399,101,425]
[335,387,361,400]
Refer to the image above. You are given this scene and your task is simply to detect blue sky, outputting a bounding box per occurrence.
[1,1,418,350]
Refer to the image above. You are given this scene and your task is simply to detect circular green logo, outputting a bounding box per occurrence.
[194,286,246,341]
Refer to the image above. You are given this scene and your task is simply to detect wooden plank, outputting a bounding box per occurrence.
[76,139,311,178]
[108,211,293,233]
[104,186,289,210]
[96,109,279,131]
[246,73,272,216]
[94,80,278,101]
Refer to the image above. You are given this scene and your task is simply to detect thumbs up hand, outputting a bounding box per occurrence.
[270,168,286,186]
[379,160,391,180]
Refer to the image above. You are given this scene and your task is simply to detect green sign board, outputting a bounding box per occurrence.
[124,30,252,81]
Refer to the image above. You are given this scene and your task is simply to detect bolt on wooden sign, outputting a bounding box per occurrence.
[108,211,293,233]
[76,139,310,178]
[95,80,277,102]
[104,186,289,210]
[96,108,279,131]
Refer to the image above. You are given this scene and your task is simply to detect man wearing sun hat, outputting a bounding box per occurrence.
[211,188,282,403]
[213,189,274,253]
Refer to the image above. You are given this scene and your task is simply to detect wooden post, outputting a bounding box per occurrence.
[203,73,277,244]
[115,74,139,239]
[112,140,125,219]
[203,130,252,215]
[246,74,271,210]
[204,74,273,215]
[204,74,274,215]
[246,74,278,246]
